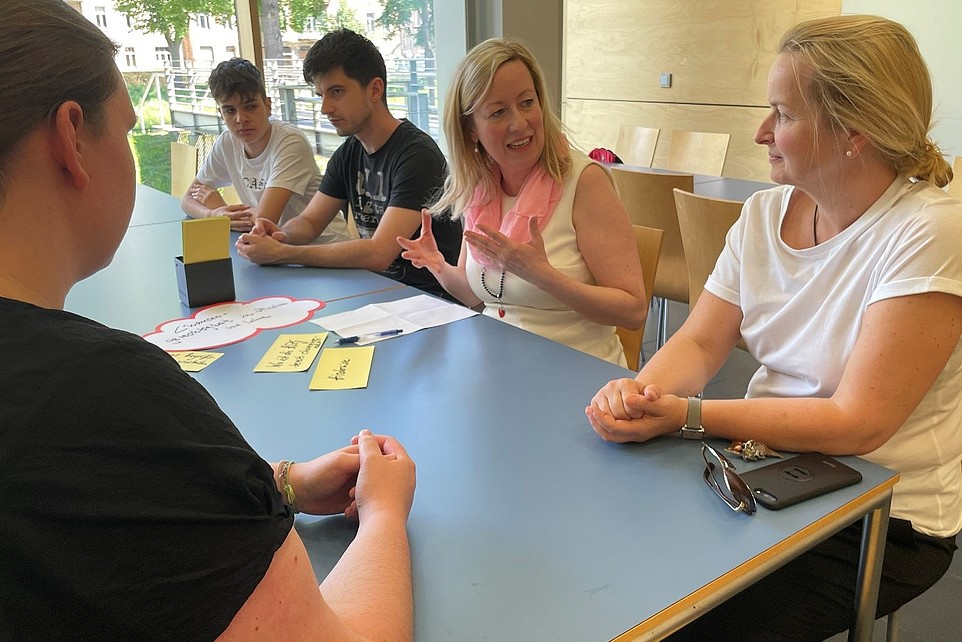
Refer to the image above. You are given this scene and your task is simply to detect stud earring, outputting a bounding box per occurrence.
[845,150,853,157]
[474,142,480,154]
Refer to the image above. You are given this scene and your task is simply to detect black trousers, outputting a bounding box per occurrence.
[665,518,957,642]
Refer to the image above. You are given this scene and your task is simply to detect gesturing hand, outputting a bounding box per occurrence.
[464,217,552,285]
[397,210,446,276]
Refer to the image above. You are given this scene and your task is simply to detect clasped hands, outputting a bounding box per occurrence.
[235,218,289,264]
[281,430,415,523]
[585,379,689,443]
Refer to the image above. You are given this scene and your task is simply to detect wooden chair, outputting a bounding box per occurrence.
[170,141,198,199]
[947,156,962,198]
[220,184,241,205]
[611,167,695,349]
[666,130,730,177]
[616,225,663,370]
[615,125,660,167]
[673,189,742,310]
[674,188,749,352]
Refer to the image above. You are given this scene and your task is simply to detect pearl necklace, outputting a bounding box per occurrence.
[480,267,506,318]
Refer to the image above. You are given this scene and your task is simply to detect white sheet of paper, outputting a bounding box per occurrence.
[311,294,477,344]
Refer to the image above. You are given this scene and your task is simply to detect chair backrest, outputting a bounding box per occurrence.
[666,130,730,177]
[948,156,962,198]
[610,167,694,303]
[615,125,660,167]
[220,184,241,205]
[616,224,664,371]
[170,141,199,198]
[672,188,742,311]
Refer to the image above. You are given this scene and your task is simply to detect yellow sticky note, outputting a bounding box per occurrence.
[170,351,224,372]
[254,333,328,372]
[310,346,375,390]
[182,216,230,264]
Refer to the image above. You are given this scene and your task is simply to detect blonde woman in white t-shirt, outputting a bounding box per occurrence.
[588,15,962,642]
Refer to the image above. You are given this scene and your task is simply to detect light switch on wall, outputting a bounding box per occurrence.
[660,72,672,88]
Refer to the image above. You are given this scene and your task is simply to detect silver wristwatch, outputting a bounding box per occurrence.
[679,396,705,440]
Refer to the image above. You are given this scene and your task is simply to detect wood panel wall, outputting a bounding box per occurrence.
[562,0,841,181]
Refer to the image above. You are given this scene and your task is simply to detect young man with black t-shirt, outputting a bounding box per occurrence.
[236,29,461,299]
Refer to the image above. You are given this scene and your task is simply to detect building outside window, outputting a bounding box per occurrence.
[124,46,136,67]
[198,46,215,65]
[95,6,107,27]
[155,46,171,64]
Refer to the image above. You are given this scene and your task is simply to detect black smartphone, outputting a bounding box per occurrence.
[739,453,863,510]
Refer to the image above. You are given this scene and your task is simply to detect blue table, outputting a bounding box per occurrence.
[181,286,893,642]
[66,188,401,334]
[695,176,775,201]
[64,187,896,642]
[611,163,774,201]
[129,183,190,227]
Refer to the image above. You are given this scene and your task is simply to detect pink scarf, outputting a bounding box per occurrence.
[464,165,563,268]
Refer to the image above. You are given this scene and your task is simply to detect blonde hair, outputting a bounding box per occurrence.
[429,38,571,217]
[779,15,951,187]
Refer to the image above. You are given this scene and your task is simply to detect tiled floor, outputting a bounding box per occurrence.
[644,300,961,642]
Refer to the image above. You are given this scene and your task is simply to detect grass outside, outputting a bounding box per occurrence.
[131,132,176,193]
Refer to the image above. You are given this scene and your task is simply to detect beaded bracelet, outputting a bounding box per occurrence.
[278,459,299,513]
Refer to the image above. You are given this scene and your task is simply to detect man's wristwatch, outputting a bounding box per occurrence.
[679,396,705,440]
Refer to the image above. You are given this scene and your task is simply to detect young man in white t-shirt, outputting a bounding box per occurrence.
[180,58,350,244]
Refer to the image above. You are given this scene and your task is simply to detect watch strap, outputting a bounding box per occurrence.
[680,396,704,440]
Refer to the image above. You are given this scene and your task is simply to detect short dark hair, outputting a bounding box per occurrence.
[207,58,267,105]
[0,0,118,207]
[303,29,388,104]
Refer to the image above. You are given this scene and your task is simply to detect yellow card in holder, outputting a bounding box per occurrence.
[170,351,223,372]
[182,216,230,264]
[310,346,374,390]
[254,333,328,372]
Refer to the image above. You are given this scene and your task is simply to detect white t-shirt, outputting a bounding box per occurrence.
[707,177,962,537]
[197,120,351,244]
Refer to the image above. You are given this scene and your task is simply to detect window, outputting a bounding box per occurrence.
[226,46,236,57]
[125,47,137,67]
[155,47,171,64]
[126,15,132,29]
[366,13,376,32]
[197,14,210,29]
[198,46,215,64]
[95,6,107,28]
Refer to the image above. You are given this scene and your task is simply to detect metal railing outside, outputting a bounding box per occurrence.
[162,58,439,155]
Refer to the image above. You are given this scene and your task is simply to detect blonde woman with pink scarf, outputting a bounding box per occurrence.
[397,38,646,366]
